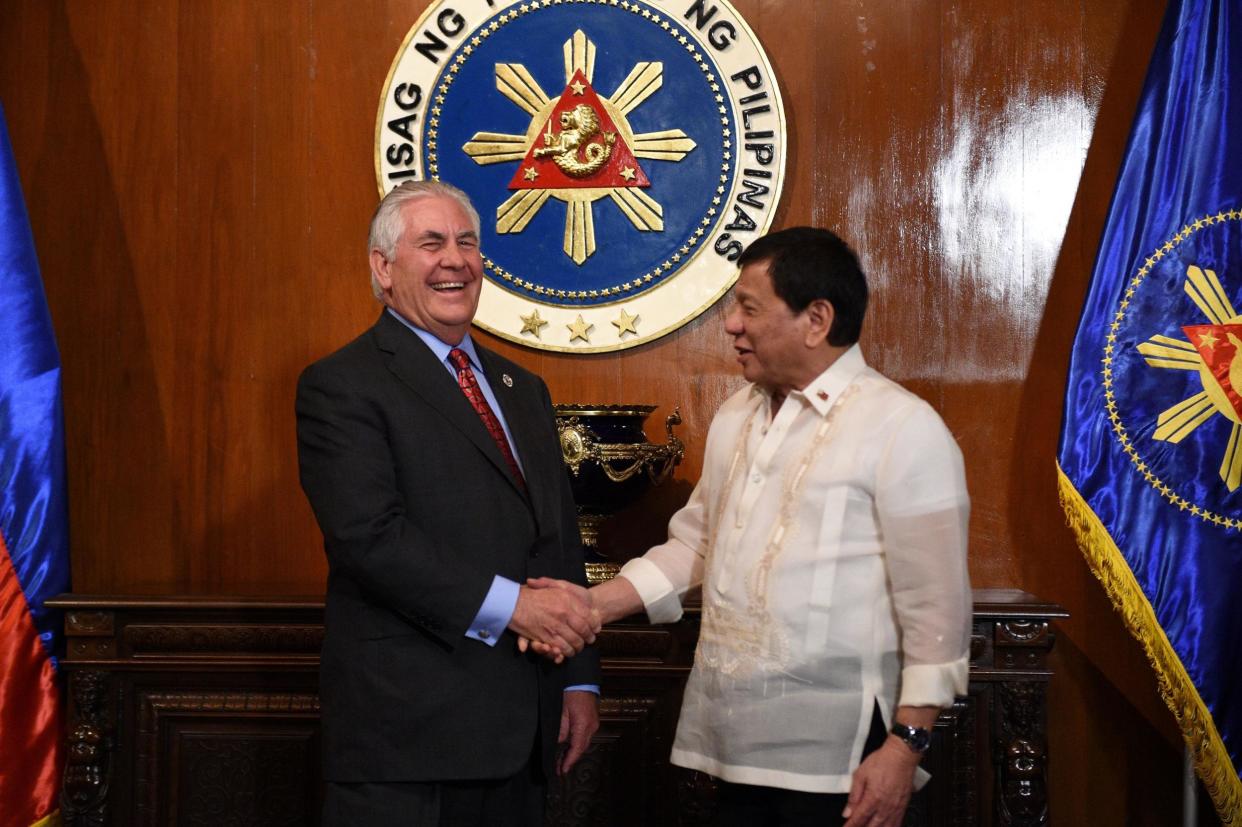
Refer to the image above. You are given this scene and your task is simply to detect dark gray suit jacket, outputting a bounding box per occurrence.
[296,311,598,783]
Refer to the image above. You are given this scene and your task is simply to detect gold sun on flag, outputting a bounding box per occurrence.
[461,30,696,264]
[1136,263,1242,491]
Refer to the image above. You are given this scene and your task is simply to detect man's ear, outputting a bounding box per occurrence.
[370,249,392,291]
[803,299,835,348]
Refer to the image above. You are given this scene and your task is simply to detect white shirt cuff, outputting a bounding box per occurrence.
[618,557,683,624]
[898,654,969,707]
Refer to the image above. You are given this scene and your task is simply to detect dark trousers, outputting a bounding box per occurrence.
[710,702,890,827]
[323,750,546,827]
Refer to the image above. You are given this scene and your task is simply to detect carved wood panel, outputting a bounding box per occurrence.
[135,689,321,826]
[50,591,1063,827]
[62,670,113,827]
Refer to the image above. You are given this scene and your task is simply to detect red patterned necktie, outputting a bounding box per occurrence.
[448,348,527,492]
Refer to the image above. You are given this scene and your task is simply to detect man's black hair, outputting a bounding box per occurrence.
[737,227,868,346]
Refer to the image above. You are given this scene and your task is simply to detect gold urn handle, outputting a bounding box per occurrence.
[558,408,684,483]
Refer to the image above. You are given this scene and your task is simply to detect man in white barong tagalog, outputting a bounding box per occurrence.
[531,225,972,827]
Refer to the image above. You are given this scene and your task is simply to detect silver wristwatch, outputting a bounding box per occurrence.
[890,722,932,754]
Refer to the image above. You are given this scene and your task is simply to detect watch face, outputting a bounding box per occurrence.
[895,723,931,753]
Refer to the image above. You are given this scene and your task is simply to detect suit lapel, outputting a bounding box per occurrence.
[372,313,528,501]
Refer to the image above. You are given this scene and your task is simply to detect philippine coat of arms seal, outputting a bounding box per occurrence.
[376,0,787,352]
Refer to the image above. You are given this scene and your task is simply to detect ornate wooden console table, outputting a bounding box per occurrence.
[49,589,1065,826]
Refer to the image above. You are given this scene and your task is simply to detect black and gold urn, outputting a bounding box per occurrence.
[554,404,684,583]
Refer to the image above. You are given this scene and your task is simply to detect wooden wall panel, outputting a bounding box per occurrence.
[0,0,1217,822]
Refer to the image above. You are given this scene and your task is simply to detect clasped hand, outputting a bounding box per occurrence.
[508,577,600,663]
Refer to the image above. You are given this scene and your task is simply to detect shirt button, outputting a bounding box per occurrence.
[751,473,762,483]
[478,629,490,640]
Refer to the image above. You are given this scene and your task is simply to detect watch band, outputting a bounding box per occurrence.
[890,722,932,754]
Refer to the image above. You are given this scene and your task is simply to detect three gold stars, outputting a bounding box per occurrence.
[519,309,639,344]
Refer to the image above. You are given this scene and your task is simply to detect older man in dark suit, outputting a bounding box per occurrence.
[296,180,600,826]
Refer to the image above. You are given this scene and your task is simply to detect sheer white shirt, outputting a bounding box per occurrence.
[619,345,971,793]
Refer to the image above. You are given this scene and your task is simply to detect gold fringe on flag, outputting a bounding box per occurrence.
[1057,462,1240,822]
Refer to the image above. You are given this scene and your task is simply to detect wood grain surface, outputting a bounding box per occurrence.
[0,0,1215,822]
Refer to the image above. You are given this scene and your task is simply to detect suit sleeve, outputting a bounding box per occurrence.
[296,360,494,648]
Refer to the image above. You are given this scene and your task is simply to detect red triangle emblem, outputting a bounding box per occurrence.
[1184,323,1242,418]
[508,70,649,191]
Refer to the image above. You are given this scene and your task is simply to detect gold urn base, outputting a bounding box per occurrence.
[584,562,622,585]
[578,513,619,584]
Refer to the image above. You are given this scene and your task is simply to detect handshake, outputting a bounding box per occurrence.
[507,577,600,663]
[507,575,642,662]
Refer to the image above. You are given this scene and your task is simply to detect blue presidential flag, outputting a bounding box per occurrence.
[1057,0,1241,819]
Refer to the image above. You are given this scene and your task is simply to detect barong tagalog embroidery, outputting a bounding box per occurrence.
[697,384,861,678]
[376,0,787,352]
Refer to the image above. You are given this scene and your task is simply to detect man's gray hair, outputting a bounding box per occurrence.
[368,180,482,299]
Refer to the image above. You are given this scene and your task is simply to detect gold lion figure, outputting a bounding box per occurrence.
[534,104,617,178]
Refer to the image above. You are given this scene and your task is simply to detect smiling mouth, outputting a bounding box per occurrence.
[431,282,466,292]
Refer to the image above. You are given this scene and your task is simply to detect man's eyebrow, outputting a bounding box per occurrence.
[412,230,478,241]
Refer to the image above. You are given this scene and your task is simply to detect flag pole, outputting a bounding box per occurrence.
[1184,748,1197,827]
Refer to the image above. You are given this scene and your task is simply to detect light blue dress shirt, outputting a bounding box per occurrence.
[389,311,598,694]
